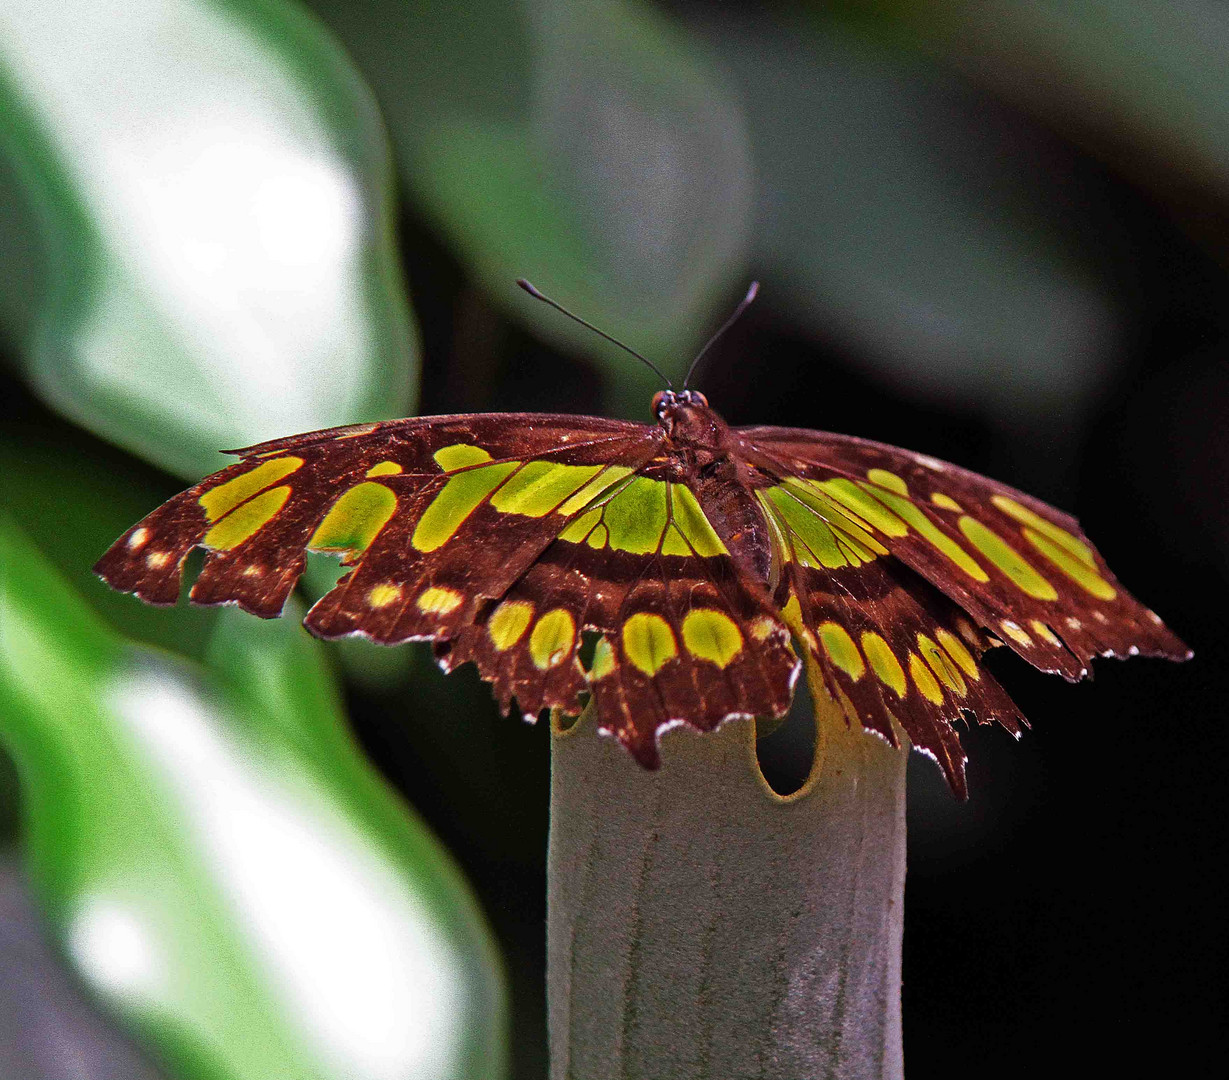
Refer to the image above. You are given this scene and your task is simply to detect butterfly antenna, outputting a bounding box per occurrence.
[517,279,673,389]
[683,281,759,390]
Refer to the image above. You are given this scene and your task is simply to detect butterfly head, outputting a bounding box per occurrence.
[653,389,729,449]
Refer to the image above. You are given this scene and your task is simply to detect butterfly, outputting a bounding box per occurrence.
[95,378,1189,798]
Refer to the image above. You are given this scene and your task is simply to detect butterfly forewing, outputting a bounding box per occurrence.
[96,413,655,619]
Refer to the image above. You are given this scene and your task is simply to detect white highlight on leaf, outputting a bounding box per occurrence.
[0,0,374,452]
[70,899,166,1000]
[107,664,465,1080]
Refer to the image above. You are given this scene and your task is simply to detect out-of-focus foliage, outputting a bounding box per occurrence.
[0,428,219,662]
[305,0,753,405]
[855,0,1229,196]
[0,518,507,1080]
[0,0,418,480]
[708,8,1123,413]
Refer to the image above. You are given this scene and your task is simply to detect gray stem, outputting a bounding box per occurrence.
[546,703,907,1080]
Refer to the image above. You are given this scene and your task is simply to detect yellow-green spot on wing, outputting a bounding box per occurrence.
[366,461,402,477]
[622,612,678,676]
[559,507,603,544]
[491,461,605,517]
[557,466,635,515]
[669,485,728,557]
[859,484,990,582]
[412,461,520,552]
[434,443,494,472]
[817,622,865,680]
[957,516,1058,600]
[488,600,534,650]
[1029,619,1062,646]
[815,478,909,537]
[908,652,944,704]
[530,609,576,669]
[590,637,616,680]
[930,492,962,512]
[866,468,909,495]
[826,514,888,559]
[1022,527,1117,601]
[681,609,743,668]
[783,479,888,556]
[417,587,464,615]
[660,525,691,557]
[603,477,668,555]
[762,487,846,569]
[991,495,1095,568]
[861,632,906,697]
[917,632,966,695]
[935,629,978,679]
[368,584,401,608]
[308,482,397,555]
[199,456,303,522]
[202,485,291,550]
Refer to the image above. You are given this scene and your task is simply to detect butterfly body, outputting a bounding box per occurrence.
[96,395,1189,796]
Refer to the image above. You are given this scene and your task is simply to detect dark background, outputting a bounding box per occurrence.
[3,1,1227,1077]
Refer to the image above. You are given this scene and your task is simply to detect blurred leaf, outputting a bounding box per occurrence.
[854,0,1229,199]
[0,141,43,352]
[0,518,508,1080]
[697,9,1123,413]
[305,0,753,408]
[0,0,419,480]
[0,419,219,661]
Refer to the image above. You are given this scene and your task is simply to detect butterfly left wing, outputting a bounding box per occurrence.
[738,425,1191,678]
[96,413,801,766]
[95,412,659,636]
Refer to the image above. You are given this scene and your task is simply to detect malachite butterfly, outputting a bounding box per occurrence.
[96,388,1190,797]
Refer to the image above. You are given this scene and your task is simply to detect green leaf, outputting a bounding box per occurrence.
[0,419,217,661]
[858,0,1229,195]
[305,0,753,406]
[704,10,1122,412]
[0,0,418,480]
[0,517,508,1080]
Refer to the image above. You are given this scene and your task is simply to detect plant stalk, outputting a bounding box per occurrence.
[547,697,907,1080]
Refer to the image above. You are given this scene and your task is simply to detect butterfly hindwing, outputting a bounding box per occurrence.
[438,466,799,766]
[780,556,1027,799]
